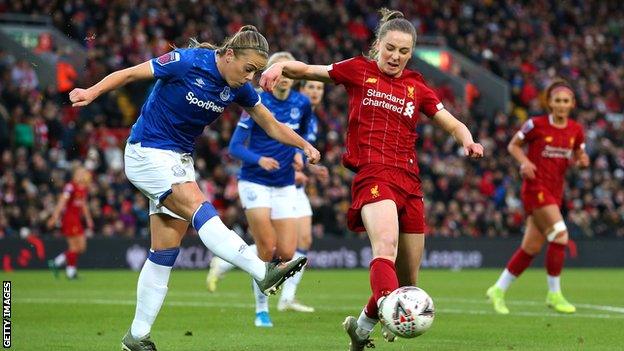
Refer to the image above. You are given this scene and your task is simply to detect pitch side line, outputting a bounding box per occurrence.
[436,297,624,314]
[15,297,624,320]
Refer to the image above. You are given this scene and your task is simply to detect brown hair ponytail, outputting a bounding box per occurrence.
[189,25,269,58]
[367,8,417,60]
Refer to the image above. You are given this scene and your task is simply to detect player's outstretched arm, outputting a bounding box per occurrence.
[260,61,332,92]
[69,61,153,107]
[432,109,484,158]
[245,104,321,164]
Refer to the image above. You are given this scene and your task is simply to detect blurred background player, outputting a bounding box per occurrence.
[277,80,329,313]
[260,8,483,350]
[205,81,327,315]
[47,166,93,279]
[487,79,589,314]
[228,51,312,327]
[68,27,317,351]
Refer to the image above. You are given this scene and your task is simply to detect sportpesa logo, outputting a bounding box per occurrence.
[186,91,225,113]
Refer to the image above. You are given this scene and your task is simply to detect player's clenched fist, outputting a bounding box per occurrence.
[69,88,97,107]
[464,143,484,158]
[303,143,321,164]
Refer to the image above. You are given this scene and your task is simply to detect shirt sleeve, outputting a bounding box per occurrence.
[150,49,193,80]
[305,114,318,143]
[234,83,261,108]
[574,125,586,151]
[416,78,444,118]
[517,118,538,142]
[228,113,262,165]
[327,57,360,86]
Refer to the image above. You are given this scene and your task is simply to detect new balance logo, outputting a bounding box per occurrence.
[403,101,415,119]
[365,77,378,84]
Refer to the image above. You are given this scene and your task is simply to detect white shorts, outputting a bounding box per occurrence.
[293,186,312,218]
[238,180,297,220]
[124,142,195,220]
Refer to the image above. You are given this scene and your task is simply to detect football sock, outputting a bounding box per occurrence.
[357,306,378,335]
[546,242,566,292]
[364,295,379,319]
[54,252,66,266]
[547,275,561,293]
[253,279,269,313]
[369,257,399,304]
[66,250,78,277]
[279,250,306,302]
[506,248,534,277]
[192,202,265,281]
[131,248,179,339]
[494,269,517,291]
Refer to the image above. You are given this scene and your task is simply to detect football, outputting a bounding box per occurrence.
[379,286,435,338]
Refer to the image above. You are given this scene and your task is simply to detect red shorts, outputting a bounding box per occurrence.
[521,185,561,215]
[61,216,84,237]
[347,164,425,234]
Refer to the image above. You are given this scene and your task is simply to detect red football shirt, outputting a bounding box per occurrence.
[328,56,444,173]
[519,115,585,199]
[61,181,88,221]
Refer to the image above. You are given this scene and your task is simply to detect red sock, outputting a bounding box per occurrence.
[364,295,378,319]
[66,251,78,267]
[546,243,566,276]
[505,248,534,277]
[369,257,399,302]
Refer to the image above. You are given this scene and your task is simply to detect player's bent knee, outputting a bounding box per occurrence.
[546,220,567,242]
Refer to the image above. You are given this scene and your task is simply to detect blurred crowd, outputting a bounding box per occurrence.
[0,0,622,240]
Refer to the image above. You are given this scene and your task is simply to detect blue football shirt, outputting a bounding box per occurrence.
[129,48,260,153]
[232,91,312,187]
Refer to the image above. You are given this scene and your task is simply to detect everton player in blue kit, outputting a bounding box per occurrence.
[69,27,319,351]
[228,52,312,327]
[277,80,329,313]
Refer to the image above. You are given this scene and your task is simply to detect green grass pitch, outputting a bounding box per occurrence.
[8,268,624,350]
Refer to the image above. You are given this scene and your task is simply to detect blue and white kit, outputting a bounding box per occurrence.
[124,48,261,219]
[230,90,312,219]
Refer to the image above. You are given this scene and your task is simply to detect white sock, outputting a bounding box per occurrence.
[495,269,516,291]
[253,279,269,313]
[54,253,66,266]
[279,251,305,303]
[131,259,172,339]
[356,308,377,336]
[547,275,561,293]
[210,256,235,276]
[66,265,76,278]
[196,216,265,281]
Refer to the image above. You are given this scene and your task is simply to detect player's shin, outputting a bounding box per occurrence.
[131,248,179,339]
[192,201,265,280]
[546,242,566,292]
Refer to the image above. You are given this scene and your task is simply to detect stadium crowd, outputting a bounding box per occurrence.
[0,0,622,239]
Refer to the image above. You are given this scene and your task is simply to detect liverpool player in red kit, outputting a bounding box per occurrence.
[261,8,483,349]
[47,166,93,279]
[487,80,589,314]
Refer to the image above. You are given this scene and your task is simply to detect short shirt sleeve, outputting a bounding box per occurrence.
[150,49,193,80]
[234,83,261,108]
[413,75,443,118]
[237,111,256,129]
[328,57,361,86]
[517,118,537,141]
[574,125,586,151]
[62,183,74,198]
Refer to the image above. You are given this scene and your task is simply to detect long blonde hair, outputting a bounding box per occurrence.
[190,25,269,59]
[367,8,417,60]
